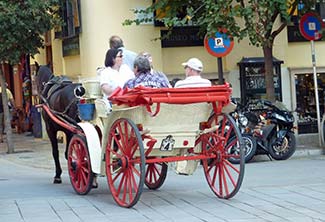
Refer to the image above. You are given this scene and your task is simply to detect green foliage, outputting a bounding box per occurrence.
[0,0,61,64]
[125,0,314,47]
[124,0,315,100]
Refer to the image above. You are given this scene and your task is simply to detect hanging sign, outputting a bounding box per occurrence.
[299,12,323,41]
[204,31,234,58]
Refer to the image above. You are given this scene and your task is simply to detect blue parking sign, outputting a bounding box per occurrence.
[204,31,234,58]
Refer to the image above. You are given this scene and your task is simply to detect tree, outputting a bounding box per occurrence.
[0,0,61,153]
[125,0,315,101]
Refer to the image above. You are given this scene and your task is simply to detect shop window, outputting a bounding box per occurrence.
[238,57,283,105]
[295,73,325,134]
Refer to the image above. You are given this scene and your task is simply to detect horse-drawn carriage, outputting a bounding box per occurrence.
[36,66,245,208]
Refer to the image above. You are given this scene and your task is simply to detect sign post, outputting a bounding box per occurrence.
[204,31,234,84]
[299,12,323,146]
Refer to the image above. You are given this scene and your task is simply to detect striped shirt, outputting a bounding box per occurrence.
[124,71,170,88]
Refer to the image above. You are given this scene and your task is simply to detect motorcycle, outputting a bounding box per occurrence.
[228,99,296,163]
[254,100,296,160]
[228,102,258,164]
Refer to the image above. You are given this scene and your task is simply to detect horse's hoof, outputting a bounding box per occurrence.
[53,178,62,184]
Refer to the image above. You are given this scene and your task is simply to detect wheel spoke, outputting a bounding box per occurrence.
[221,163,230,197]
[224,159,240,174]
[127,170,134,201]
[218,165,223,196]
[211,165,218,187]
[223,161,237,187]
[112,166,123,183]
[117,172,126,196]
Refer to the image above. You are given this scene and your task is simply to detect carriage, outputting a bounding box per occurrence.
[40,80,245,208]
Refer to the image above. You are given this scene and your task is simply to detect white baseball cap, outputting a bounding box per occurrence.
[182,58,203,72]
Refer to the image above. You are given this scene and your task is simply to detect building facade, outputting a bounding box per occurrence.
[30,0,325,135]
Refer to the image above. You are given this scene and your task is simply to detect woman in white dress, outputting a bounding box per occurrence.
[99,48,134,98]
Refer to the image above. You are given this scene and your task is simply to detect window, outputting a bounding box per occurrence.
[55,0,81,39]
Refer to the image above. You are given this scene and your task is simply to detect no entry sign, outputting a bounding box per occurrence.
[299,12,323,41]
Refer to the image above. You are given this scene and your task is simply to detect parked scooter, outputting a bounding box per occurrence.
[229,100,296,163]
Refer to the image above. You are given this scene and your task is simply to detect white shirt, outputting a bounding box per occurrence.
[174,76,211,88]
[120,47,137,70]
[99,64,134,98]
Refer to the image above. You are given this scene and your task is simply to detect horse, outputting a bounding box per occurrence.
[35,63,85,184]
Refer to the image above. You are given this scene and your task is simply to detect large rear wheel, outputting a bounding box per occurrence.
[67,134,93,195]
[199,113,245,199]
[105,118,145,208]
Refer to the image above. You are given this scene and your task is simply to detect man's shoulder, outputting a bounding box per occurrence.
[174,76,211,88]
[123,48,137,57]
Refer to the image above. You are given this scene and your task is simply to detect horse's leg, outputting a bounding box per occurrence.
[65,132,73,160]
[47,128,62,184]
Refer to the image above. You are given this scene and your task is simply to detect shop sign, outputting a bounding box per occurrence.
[160,26,204,48]
[62,36,80,57]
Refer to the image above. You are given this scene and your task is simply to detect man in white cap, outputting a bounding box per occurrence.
[174,58,211,88]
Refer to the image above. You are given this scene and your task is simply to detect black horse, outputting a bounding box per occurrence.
[35,64,84,184]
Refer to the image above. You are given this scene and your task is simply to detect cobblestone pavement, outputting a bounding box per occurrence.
[0,132,325,222]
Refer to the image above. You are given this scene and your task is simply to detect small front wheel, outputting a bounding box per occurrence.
[105,118,145,208]
[67,134,94,195]
[145,160,168,190]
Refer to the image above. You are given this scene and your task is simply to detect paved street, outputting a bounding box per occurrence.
[0,133,325,222]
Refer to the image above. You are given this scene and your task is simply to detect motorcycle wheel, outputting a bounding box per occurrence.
[228,134,257,164]
[269,131,296,160]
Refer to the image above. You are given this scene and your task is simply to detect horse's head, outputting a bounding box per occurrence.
[35,63,53,96]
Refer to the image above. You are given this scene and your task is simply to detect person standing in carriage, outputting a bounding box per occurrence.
[99,48,134,98]
[124,55,170,89]
[109,35,137,70]
[174,58,211,88]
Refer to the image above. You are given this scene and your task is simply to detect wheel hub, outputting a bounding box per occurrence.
[71,161,77,172]
[117,156,128,169]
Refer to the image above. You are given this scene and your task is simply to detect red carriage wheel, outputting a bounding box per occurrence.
[105,118,145,208]
[199,113,244,199]
[145,160,168,190]
[67,134,94,195]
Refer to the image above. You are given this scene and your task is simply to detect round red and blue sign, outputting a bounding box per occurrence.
[204,31,234,58]
[299,12,323,41]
